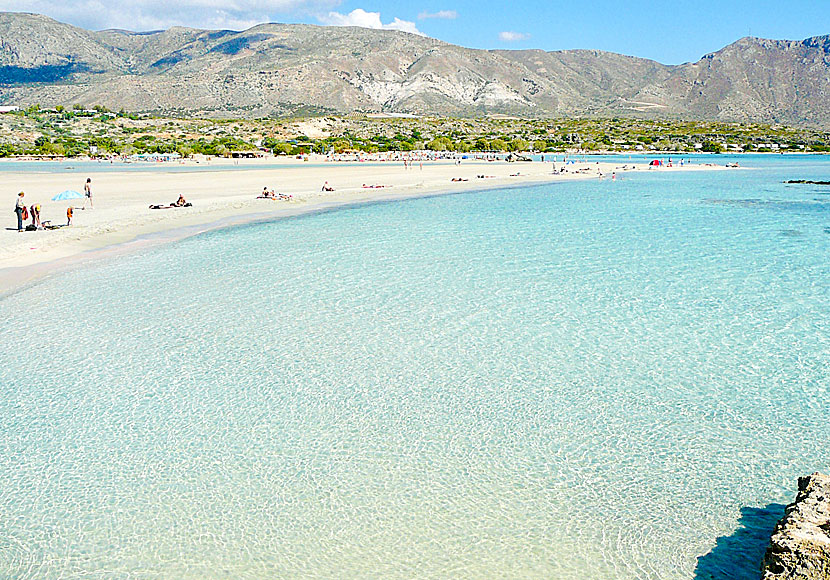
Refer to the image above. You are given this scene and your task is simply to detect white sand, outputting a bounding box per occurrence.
[1,156,722,289]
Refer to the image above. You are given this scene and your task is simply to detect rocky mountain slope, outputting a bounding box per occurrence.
[1,12,828,126]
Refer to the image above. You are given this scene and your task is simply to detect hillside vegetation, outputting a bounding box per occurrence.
[1,107,828,157]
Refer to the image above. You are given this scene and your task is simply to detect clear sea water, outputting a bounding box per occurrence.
[1,156,828,579]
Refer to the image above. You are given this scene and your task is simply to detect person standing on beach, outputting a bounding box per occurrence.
[14,191,25,232]
[83,178,93,209]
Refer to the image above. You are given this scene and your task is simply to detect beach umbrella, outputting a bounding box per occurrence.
[52,189,84,201]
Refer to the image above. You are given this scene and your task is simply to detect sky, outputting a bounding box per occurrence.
[2,0,829,64]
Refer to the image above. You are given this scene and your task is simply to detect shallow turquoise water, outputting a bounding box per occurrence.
[1,158,829,578]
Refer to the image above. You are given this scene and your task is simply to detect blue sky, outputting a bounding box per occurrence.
[3,0,829,63]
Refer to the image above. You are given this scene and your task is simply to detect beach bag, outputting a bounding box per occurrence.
[25,224,37,231]
[21,205,28,220]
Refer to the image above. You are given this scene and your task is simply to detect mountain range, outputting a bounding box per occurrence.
[1,12,828,126]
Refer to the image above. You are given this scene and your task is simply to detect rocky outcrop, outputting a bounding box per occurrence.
[762,473,830,580]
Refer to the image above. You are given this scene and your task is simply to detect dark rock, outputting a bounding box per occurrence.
[762,473,830,580]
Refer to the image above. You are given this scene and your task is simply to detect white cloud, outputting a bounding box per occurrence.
[417,10,457,20]
[0,0,340,31]
[319,8,422,35]
[499,31,530,42]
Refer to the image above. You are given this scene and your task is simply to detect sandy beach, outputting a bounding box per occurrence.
[1,156,721,290]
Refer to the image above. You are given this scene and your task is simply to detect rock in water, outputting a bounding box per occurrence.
[762,473,830,579]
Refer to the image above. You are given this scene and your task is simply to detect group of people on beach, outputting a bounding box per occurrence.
[257,187,292,201]
[14,192,73,230]
[12,177,93,231]
[11,176,203,227]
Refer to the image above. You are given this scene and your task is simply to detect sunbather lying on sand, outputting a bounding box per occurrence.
[257,188,291,200]
[150,194,192,209]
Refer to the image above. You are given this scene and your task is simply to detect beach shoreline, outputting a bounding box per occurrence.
[0,156,724,295]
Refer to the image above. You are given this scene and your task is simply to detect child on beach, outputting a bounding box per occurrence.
[66,206,73,225]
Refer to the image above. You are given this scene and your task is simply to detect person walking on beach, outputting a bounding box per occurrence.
[83,178,93,209]
[14,191,25,232]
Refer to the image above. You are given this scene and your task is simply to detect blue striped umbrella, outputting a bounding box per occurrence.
[52,190,84,201]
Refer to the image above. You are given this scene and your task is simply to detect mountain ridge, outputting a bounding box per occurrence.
[1,12,828,127]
